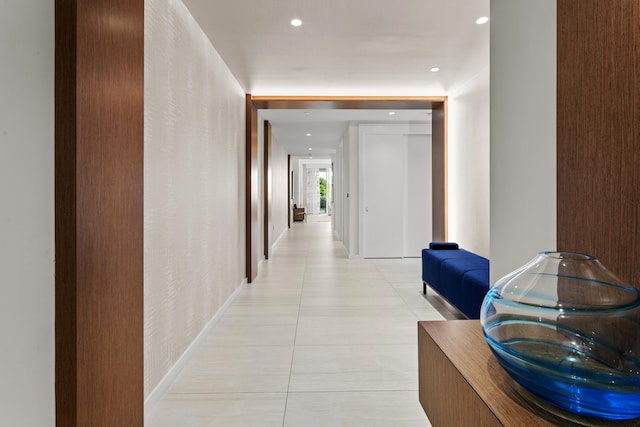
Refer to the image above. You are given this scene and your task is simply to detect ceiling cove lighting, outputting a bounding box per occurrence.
[291,18,302,27]
[430,66,440,73]
[476,16,489,25]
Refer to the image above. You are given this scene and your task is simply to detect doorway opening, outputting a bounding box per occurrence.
[319,168,327,214]
[246,96,447,280]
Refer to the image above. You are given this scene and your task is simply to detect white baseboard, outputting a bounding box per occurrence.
[272,227,288,249]
[144,278,248,418]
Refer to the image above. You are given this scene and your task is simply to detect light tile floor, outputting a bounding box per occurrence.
[147,215,463,426]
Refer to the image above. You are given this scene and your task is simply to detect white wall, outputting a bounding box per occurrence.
[334,124,358,256]
[270,136,289,246]
[448,66,491,258]
[346,123,360,256]
[490,0,557,282]
[341,133,352,252]
[332,142,344,241]
[144,0,246,399]
[406,134,433,257]
[0,2,55,425]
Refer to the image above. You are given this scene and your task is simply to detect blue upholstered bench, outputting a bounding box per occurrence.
[421,242,490,319]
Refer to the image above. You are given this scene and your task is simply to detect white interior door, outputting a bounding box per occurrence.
[362,134,405,258]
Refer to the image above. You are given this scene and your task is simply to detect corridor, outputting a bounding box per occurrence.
[147,216,461,426]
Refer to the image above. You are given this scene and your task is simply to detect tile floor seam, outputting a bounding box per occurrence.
[282,228,309,427]
[164,391,289,396]
[291,343,416,347]
[374,261,411,304]
[286,389,419,394]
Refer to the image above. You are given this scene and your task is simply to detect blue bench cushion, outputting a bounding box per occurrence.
[421,246,490,319]
[421,248,480,290]
[460,269,491,319]
[439,258,488,314]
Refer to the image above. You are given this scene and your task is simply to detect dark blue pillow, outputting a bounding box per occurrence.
[429,242,459,250]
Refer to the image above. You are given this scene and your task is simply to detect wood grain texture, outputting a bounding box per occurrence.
[55,0,78,422]
[252,96,445,110]
[557,0,640,287]
[55,0,144,425]
[419,323,502,427]
[431,101,447,241]
[246,95,259,282]
[419,321,572,427]
[418,321,640,426]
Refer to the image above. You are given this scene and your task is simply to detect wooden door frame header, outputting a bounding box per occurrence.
[251,95,446,110]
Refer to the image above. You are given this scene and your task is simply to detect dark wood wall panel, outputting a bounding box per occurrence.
[252,96,444,110]
[55,0,144,425]
[557,0,640,286]
[55,0,78,422]
[432,101,447,241]
[246,95,259,282]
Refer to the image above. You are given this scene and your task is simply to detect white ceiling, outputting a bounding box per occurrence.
[182,0,490,157]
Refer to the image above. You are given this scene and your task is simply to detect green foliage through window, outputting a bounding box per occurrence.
[319,177,327,198]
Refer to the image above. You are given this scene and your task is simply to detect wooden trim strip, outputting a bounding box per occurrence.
[432,100,448,241]
[252,96,445,110]
[245,95,259,282]
[55,0,78,422]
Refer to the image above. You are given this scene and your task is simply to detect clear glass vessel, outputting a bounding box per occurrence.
[480,251,640,420]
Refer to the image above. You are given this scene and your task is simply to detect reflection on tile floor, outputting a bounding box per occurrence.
[146,215,463,426]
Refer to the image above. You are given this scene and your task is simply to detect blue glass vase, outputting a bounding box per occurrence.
[480,251,640,420]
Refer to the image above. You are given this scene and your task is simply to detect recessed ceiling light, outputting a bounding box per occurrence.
[308,147,312,151]
[304,111,310,115]
[306,133,311,136]
[389,111,396,116]
[291,18,302,27]
[476,16,489,25]
[430,66,440,73]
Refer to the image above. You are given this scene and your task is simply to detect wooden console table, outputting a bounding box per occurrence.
[418,320,636,427]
